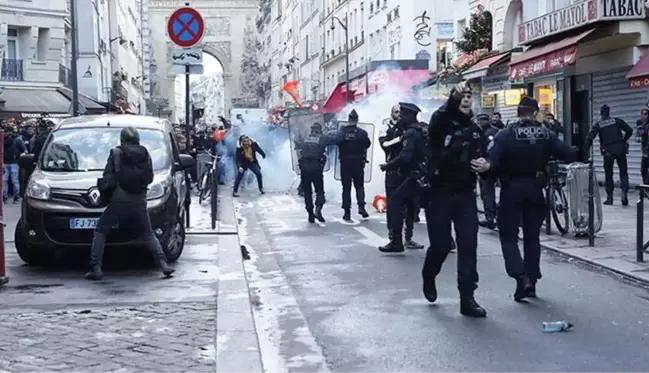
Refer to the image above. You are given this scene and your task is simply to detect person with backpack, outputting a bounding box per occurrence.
[87,127,175,280]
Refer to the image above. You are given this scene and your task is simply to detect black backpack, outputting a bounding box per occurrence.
[113,145,153,194]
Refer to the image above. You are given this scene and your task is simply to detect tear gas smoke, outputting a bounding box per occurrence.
[224,62,446,203]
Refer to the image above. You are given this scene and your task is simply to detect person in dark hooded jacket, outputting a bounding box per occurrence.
[233,135,266,196]
[420,81,490,318]
[86,126,174,281]
[3,125,26,202]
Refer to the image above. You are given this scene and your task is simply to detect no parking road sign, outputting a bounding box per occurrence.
[167,7,204,48]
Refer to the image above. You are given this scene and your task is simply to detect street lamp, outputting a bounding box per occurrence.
[330,15,350,103]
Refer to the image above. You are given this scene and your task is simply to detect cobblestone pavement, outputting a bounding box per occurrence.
[0,303,216,372]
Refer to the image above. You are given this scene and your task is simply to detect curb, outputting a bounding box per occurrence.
[215,195,264,373]
[538,240,649,288]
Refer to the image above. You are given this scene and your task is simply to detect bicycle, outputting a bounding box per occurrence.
[197,151,218,204]
[547,160,570,234]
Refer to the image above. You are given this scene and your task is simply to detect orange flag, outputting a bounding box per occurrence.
[282,80,303,108]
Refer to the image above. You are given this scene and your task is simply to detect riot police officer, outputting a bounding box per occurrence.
[297,122,339,223]
[472,96,576,301]
[476,113,499,229]
[422,81,488,317]
[378,102,426,253]
[338,110,371,220]
[379,105,424,250]
[586,104,633,205]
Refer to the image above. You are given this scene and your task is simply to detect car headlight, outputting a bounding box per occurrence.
[26,179,51,200]
[147,177,171,200]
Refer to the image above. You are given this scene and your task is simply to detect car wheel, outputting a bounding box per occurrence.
[163,214,186,263]
[14,219,46,266]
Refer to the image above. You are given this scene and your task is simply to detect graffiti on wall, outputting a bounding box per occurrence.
[413,11,432,47]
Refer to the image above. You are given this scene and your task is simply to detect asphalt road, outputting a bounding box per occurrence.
[236,193,649,372]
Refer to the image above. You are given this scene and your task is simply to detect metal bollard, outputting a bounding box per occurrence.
[637,186,645,263]
[210,156,219,230]
[0,129,8,286]
[545,185,552,235]
[588,156,595,247]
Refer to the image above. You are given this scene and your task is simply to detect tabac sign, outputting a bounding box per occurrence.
[518,0,646,45]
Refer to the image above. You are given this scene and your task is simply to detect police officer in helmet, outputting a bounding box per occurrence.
[338,109,372,220]
[297,122,339,223]
[378,102,426,253]
[586,104,633,205]
[379,105,425,249]
[422,81,489,317]
[472,96,576,301]
[475,113,499,229]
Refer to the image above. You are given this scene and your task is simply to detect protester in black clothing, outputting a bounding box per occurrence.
[637,108,649,184]
[87,127,175,280]
[233,135,266,196]
[3,126,26,202]
[490,112,505,129]
[543,113,565,136]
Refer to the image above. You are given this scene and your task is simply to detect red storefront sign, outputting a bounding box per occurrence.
[629,76,649,88]
[509,46,577,80]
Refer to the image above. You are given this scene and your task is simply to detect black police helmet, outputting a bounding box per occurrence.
[476,113,490,121]
[518,96,539,111]
[348,109,358,121]
[601,104,610,116]
[398,102,421,119]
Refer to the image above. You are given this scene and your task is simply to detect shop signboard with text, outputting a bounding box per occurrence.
[509,47,577,80]
[629,76,649,88]
[518,0,645,45]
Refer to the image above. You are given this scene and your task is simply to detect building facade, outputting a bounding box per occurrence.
[75,0,111,103]
[107,0,146,113]
[0,0,75,118]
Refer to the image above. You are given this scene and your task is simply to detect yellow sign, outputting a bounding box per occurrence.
[504,89,523,106]
[538,88,552,105]
[481,94,496,108]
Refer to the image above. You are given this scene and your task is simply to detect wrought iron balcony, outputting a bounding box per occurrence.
[1,59,24,81]
[58,64,72,87]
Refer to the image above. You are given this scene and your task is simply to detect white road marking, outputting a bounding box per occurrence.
[354,226,387,247]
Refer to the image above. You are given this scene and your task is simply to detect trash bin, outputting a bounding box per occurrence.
[566,162,603,235]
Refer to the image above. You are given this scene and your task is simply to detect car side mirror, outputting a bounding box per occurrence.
[19,153,35,169]
[176,154,195,170]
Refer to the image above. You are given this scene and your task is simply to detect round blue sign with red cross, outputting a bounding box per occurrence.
[167,7,204,48]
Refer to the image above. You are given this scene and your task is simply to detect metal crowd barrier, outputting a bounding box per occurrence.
[635,185,649,262]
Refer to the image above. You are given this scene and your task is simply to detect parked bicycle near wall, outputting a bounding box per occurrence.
[547,160,570,234]
[197,151,218,204]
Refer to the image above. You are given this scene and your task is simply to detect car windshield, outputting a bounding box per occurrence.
[39,127,171,172]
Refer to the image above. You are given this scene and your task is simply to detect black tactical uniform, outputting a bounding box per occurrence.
[476,113,499,228]
[486,97,576,301]
[378,108,424,250]
[422,84,488,317]
[297,123,339,223]
[586,104,633,205]
[378,103,426,253]
[338,110,371,220]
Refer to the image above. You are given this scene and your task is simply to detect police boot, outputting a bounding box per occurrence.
[405,238,424,250]
[378,236,405,253]
[84,265,103,281]
[479,218,496,229]
[528,280,537,298]
[422,273,437,303]
[314,205,325,223]
[342,209,351,221]
[307,211,316,223]
[158,260,175,278]
[621,190,629,206]
[460,297,487,318]
[604,193,613,205]
[513,275,534,302]
[358,206,369,218]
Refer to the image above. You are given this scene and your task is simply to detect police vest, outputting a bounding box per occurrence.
[299,135,325,160]
[502,122,552,179]
[338,126,363,159]
[597,118,624,147]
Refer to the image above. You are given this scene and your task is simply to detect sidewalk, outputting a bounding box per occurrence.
[537,186,649,284]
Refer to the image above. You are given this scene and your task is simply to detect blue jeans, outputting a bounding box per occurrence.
[3,163,19,199]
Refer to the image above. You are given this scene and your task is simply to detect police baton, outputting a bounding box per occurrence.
[588,145,595,246]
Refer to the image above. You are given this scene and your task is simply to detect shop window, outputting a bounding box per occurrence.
[534,84,556,118]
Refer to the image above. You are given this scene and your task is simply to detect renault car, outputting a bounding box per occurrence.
[15,114,195,266]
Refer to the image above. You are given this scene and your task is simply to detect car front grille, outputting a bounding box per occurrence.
[51,189,97,208]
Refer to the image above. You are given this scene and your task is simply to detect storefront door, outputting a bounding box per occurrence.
[572,90,590,162]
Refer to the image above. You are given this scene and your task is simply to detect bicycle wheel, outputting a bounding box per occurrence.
[550,185,570,235]
[199,171,212,204]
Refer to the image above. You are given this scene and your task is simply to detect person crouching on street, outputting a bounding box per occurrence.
[86,127,175,280]
[233,135,266,197]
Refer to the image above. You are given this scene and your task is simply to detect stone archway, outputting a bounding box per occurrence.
[148,0,258,121]
[502,0,523,50]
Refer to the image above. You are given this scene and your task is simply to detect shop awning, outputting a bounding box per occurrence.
[462,52,511,80]
[323,82,348,114]
[509,29,594,80]
[627,51,649,88]
[57,87,107,113]
[0,88,71,118]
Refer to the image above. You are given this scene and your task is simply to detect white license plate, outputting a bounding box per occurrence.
[69,218,99,229]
